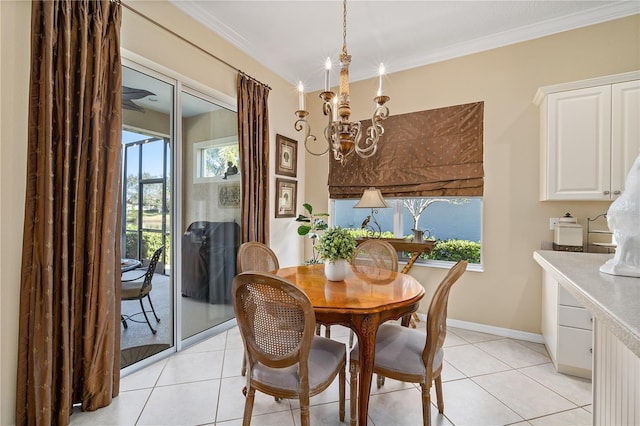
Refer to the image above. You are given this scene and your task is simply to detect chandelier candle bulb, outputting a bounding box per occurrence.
[325,57,332,92]
[297,81,305,111]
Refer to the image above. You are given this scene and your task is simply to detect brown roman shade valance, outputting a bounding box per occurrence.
[328,101,484,199]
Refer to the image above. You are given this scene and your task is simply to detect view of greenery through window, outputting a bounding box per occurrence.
[203,144,239,178]
[123,130,171,263]
[333,197,482,264]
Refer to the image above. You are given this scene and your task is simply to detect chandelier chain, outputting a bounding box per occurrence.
[342,0,347,55]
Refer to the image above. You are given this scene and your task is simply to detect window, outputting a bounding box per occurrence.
[194,136,239,182]
[333,196,482,265]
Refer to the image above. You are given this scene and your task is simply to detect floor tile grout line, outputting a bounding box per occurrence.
[213,329,230,425]
[469,369,580,422]
[469,338,551,370]
[515,363,591,408]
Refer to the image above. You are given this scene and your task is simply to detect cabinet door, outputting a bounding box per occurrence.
[547,86,612,200]
[611,80,640,198]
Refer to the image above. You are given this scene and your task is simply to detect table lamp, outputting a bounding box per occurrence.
[354,187,388,238]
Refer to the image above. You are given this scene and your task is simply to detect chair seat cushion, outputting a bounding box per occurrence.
[121,281,151,299]
[252,336,346,393]
[350,323,443,379]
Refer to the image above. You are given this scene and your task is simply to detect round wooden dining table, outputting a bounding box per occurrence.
[273,263,425,425]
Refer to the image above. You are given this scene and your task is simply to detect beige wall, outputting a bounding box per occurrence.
[304,14,640,334]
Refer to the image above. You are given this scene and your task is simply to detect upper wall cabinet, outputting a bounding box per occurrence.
[534,72,640,201]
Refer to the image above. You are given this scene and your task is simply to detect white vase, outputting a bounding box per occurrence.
[324,259,349,281]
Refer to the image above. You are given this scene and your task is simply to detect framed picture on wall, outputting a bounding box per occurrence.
[275,134,297,177]
[218,183,241,208]
[275,178,297,218]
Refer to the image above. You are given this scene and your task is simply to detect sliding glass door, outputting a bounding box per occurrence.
[120,60,240,368]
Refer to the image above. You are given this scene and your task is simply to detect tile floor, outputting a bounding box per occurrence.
[70,323,592,426]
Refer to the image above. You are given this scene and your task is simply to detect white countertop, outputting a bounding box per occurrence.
[534,250,640,358]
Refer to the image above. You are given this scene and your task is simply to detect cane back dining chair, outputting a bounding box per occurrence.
[237,241,280,274]
[121,246,164,334]
[341,239,399,346]
[233,272,346,426]
[349,260,468,426]
[237,241,280,376]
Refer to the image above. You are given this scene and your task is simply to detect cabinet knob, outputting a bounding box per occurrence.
[613,190,621,195]
[603,190,610,195]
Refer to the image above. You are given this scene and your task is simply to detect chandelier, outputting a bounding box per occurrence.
[294,0,390,165]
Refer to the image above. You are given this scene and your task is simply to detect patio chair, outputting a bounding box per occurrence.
[121,246,164,334]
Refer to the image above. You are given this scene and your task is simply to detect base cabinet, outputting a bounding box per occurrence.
[541,269,593,379]
[593,320,640,424]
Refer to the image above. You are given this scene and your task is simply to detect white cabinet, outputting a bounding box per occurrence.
[535,72,640,201]
[541,268,592,379]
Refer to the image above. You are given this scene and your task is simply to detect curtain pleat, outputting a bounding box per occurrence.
[16,1,122,424]
[328,102,484,199]
[237,74,270,244]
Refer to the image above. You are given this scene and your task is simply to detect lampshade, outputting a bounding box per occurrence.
[354,187,388,209]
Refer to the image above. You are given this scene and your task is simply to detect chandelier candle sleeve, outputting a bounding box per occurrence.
[325,57,331,92]
[378,63,385,96]
[298,82,305,111]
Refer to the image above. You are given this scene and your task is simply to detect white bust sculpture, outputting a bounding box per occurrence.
[600,154,640,277]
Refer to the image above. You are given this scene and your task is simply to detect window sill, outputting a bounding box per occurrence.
[399,259,484,273]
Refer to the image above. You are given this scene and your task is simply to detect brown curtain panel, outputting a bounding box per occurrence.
[237,73,270,243]
[329,102,484,199]
[16,1,122,424]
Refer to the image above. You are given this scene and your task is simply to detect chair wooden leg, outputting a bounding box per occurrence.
[376,374,385,388]
[325,326,331,338]
[339,365,345,422]
[242,386,255,426]
[241,351,247,376]
[300,392,311,426]
[420,382,431,426]
[139,299,157,334]
[348,331,354,348]
[349,362,358,426]
[435,375,444,413]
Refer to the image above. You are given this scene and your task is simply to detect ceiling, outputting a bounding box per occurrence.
[170,1,639,92]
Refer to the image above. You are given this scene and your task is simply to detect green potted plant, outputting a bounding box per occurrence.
[296,203,329,264]
[317,226,357,281]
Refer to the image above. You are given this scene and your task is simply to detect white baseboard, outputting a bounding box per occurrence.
[414,313,545,344]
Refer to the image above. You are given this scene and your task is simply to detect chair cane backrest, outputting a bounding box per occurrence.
[233,272,315,370]
[237,241,280,273]
[423,260,467,371]
[352,239,399,272]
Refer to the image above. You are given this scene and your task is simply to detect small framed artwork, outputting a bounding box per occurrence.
[275,178,297,218]
[218,183,241,208]
[275,134,297,177]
